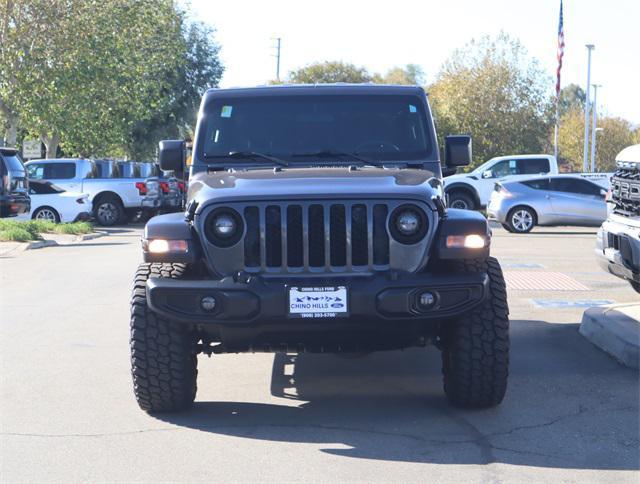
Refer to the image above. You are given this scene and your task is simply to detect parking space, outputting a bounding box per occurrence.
[1,225,638,482]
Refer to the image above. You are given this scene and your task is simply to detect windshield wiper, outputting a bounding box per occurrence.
[206,151,289,167]
[291,149,384,168]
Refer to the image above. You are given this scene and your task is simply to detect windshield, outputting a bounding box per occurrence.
[1,153,26,173]
[198,94,432,163]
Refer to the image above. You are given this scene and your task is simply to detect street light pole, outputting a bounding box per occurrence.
[274,37,282,81]
[583,44,595,172]
[590,84,600,172]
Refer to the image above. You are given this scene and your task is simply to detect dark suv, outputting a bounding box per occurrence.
[0,148,30,217]
[130,85,509,413]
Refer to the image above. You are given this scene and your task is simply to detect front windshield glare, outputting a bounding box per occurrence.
[200,94,431,162]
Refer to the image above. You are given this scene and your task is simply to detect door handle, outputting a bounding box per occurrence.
[545,195,551,199]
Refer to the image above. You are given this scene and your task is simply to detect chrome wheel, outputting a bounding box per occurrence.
[511,209,534,232]
[97,202,118,225]
[35,208,58,222]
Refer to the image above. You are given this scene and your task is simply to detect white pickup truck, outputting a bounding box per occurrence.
[444,154,612,210]
[25,158,149,225]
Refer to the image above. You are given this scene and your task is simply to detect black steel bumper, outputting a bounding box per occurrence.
[596,220,640,283]
[146,271,489,327]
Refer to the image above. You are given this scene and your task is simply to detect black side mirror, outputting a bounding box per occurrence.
[158,140,185,172]
[444,135,472,167]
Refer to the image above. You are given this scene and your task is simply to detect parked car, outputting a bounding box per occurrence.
[0,147,30,218]
[488,175,608,233]
[25,158,149,226]
[596,144,640,293]
[444,154,612,210]
[17,180,90,222]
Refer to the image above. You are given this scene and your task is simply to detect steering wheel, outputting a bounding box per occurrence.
[354,140,401,153]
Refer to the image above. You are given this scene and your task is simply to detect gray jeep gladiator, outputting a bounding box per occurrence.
[130,84,509,413]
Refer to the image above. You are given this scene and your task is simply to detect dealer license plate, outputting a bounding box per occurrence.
[288,286,348,318]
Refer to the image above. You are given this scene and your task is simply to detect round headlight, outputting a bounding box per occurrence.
[396,210,420,235]
[389,204,428,244]
[205,208,244,247]
[214,214,236,237]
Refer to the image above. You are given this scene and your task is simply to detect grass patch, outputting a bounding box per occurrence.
[0,219,93,242]
[0,227,37,242]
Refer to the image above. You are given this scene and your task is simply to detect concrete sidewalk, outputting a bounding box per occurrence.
[580,304,640,369]
[0,231,105,257]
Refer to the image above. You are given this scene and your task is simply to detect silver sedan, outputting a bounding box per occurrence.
[487,176,608,233]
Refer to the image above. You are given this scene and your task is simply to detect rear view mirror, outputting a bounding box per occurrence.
[444,135,472,167]
[158,140,185,172]
[482,170,493,179]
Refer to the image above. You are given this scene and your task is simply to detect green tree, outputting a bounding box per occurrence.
[289,61,373,83]
[28,0,187,158]
[428,33,552,167]
[381,64,425,85]
[125,21,224,159]
[0,0,61,146]
[557,83,585,117]
[2,0,222,159]
[557,107,636,171]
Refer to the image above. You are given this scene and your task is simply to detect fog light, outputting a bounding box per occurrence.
[201,296,217,311]
[419,292,435,308]
[446,234,487,249]
[145,239,189,253]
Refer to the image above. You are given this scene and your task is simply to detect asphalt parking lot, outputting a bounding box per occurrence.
[1,224,638,482]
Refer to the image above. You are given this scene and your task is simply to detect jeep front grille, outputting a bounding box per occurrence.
[242,202,390,272]
[611,167,640,217]
[198,200,434,275]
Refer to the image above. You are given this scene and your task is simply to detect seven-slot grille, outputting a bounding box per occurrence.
[242,202,393,272]
[611,166,640,217]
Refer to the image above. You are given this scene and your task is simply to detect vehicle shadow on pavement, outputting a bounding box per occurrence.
[157,319,639,470]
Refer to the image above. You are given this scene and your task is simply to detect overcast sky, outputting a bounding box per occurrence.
[188,0,639,125]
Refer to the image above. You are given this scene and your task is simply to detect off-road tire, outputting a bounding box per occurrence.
[130,263,198,413]
[440,257,509,408]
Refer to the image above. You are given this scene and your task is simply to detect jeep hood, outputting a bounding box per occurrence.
[188,167,440,210]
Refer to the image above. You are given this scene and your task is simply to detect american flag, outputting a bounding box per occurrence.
[556,0,565,99]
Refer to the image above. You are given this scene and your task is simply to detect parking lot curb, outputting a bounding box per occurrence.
[23,239,58,251]
[75,231,106,242]
[580,304,640,369]
[22,231,106,251]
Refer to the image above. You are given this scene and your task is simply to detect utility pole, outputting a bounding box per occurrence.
[272,37,282,81]
[590,84,600,172]
[583,44,595,172]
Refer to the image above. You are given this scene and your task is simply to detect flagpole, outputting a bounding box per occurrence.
[554,105,559,160]
[554,0,564,161]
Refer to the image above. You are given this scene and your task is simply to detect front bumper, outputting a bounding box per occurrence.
[486,197,508,223]
[596,218,640,283]
[146,271,489,327]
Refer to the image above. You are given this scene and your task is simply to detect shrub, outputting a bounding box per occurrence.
[0,227,37,242]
